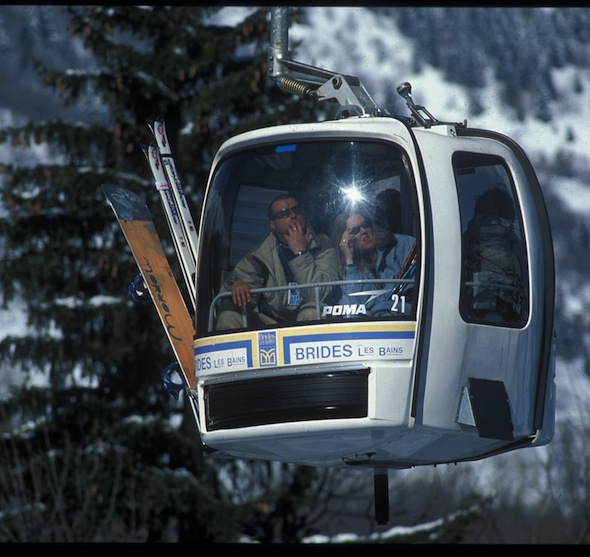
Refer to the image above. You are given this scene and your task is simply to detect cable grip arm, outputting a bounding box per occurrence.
[268,7,381,116]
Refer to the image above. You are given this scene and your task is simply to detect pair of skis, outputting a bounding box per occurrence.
[145,121,198,311]
[102,121,199,391]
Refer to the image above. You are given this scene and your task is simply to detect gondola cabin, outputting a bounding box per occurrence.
[131,8,556,524]
[192,115,556,472]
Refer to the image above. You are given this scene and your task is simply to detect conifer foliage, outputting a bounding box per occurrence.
[0,6,318,542]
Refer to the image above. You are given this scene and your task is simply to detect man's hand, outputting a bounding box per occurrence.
[230,279,253,306]
[284,222,309,254]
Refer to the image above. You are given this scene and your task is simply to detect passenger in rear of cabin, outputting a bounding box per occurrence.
[462,186,526,323]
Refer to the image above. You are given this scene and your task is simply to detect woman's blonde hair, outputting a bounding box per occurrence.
[332,210,392,273]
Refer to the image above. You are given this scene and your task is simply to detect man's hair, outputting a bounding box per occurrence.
[474,186,515,221]
[374,188,402,233]
[267,194,297,219]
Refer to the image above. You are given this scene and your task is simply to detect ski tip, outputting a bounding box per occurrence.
[102,183,151,221]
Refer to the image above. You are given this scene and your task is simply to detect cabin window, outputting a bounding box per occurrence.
[455,153,528,328]
[196,139,420,335]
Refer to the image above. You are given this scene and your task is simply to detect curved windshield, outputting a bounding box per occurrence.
[196,139,420,335]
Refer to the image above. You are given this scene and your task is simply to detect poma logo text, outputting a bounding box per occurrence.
[322,304,367,317]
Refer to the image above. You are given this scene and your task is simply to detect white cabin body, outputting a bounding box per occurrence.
[188,115,556,469]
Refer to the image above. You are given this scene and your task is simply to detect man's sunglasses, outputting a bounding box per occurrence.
[348,220,372,235]
[271,205,303,220]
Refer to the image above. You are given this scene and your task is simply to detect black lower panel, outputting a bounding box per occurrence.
[468,377,514,440]
[205,369,369,431]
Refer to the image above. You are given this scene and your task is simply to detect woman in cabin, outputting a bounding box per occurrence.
[331,210,415,316]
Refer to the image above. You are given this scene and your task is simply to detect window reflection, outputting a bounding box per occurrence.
[455,154,528,327]
[197,140,420,334]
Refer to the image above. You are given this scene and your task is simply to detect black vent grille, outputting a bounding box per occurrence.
[205,369,369,431]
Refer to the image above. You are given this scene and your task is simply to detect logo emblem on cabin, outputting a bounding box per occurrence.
[258,331,277,366]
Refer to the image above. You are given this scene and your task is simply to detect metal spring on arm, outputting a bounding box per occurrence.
[277,77,318,100]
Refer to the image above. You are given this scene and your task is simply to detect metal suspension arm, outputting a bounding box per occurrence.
[268,7,381,116]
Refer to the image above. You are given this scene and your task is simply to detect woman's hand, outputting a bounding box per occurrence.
[339,231,355,265]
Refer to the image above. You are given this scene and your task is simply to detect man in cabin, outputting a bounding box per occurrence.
[215,194,339,330]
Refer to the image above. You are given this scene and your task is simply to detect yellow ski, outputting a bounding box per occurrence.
[102,183,196,389]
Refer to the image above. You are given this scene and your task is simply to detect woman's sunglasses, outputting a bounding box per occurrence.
[348,220,372,235]
[271,205,303,220]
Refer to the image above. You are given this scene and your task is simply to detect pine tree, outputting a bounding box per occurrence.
[0,5,319,542]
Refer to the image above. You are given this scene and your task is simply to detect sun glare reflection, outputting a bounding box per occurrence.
[342,185,364,203]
